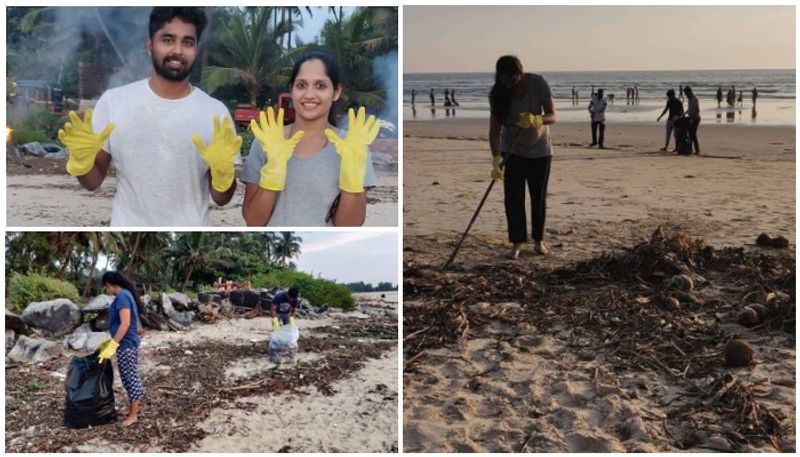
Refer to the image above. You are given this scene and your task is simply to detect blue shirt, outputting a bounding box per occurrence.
[108,289,140,349]
[272,291,298,314]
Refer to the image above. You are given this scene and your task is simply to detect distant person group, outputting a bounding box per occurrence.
[715,85,758,108]
[410,88,459,107]
[625,86,639,105]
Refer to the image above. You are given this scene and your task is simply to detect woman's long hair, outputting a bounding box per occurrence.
[489,55,524,121]
[102,271,143,310]
[289,51,343,126]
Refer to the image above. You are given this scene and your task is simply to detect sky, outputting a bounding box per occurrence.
[404,5,796,73]
[294,7,353,44]
[294,232,398,285]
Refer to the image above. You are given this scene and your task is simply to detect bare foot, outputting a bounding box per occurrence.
[533,241,549,255]
[121,414,138,427]
[507,243,522,260]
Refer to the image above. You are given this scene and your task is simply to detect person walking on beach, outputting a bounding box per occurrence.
[737,90,743,107]
[444,88,452,106]
[97,271,146,427]
[588,89,607,148]
[571,86,576,105]
[716,86,723,108]
[752,87,758,107]
[683,86,701,154]
[57,7,240,226]
[679,84,684,102]
[411,89,417,105]
[634,85,639,105]
[451,89,460,106]
[429,88,435,107]
[488,55,557,259]
[656,89,684,152]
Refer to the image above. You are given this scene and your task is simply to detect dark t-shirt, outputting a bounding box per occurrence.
[272,291,298,314]
[108,289,140,349]
[666,98,684,118]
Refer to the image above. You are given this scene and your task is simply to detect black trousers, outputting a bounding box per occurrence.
[591,121,605,146]
[688,118,701,153]
[503,154,552,244]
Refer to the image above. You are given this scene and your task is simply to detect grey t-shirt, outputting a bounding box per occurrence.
[240,138,377,226]
[499,73,553,159]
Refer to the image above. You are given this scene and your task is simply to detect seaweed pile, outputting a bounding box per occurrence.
[404,225,795,450]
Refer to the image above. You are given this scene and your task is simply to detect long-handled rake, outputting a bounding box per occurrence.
[442,128,524,268]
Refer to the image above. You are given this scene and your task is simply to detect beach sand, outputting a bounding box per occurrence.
[5,298,397,453]
[6,139,398,227]
[403,118,795,452]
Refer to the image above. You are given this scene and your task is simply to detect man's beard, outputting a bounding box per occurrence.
[152,53,195,82]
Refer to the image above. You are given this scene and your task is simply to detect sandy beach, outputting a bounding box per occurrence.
[5,296,398,452]
[6,139,398,227]
[403,118,795,452]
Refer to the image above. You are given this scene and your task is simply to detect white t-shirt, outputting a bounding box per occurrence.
[92,79,237,226]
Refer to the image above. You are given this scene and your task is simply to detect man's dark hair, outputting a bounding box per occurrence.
[149,7,208,41]
[287,287,300,299]
[667,89,675,98]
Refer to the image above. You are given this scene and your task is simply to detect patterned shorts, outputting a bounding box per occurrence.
[116,346,146,402]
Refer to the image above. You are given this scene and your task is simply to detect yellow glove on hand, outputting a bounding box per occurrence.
[491,155,504,181]
[97,339,119,363]
[272,317,280,332]
[289,316,296,326]
[516,112,544,129]
[58,109,115,176]
[325,107,381,193]
[250,107,304,191]
[192,115,242,192]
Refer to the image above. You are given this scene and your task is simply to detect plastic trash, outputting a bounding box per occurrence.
[268,324,299,363]
[63,351,117,429]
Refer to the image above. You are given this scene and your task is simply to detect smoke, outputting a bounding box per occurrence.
[372,50,398,131]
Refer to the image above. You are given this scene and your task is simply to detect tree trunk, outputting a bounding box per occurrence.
[83,250,99,298]
[181,261,197,292]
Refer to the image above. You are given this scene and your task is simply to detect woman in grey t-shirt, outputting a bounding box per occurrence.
[241,52,377,227]
[488,55,558,259]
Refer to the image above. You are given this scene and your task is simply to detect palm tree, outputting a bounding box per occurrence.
[283,7,313,49]
[167,233,229,291]
[202,7,292,105]
[274,232,302,266]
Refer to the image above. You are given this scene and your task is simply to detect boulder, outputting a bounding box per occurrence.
[82,294,114,313]
[21,299,82,336]
[167,292,190,311]
[6,330,16,353]
[169,311,193,327]
[5,309,30,335]
[7,335,62,363]
[90,314,110,332]
[219,299,234,316]
[63,323,108,351]
[160,293,176,317]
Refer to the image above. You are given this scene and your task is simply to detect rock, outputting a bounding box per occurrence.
[21,299,82,336]
[7,335,63,363]
[724,340,755,367]
[160,293,176,317]
[82,294,114,313]
[18,142,49,158]
[737,307,761,328]
[167,292,190,311]
[197,293,215,303]
[169,311,193,327]
[219,299,234,316]
[6,330,16,353]
[90,314,109,332]
[63,323,108,351]
[756,233,790,248]
[5,309,30,335]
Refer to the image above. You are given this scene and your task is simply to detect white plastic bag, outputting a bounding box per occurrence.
[268,324,299,363]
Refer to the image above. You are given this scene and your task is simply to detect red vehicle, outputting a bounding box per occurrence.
[11,80,67,115]
[233,93,295,128]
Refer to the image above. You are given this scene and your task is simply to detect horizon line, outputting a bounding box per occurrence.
[405,67,796,75]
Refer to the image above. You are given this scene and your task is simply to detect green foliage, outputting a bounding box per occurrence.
[346,281,397,292]
[251,269,354,311]
[8,272,81,313]
[11,106,65,144]
[239,129,255,156]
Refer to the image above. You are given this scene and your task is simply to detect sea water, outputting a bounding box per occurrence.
[404,69,795,126]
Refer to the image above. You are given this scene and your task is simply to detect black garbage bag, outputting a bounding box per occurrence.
[63,351,117,428]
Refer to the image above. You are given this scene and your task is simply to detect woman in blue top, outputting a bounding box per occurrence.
[97,271,145,427]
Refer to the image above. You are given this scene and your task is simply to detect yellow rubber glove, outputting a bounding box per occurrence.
[516,112,544,129]
[325,107,381,193]
[289,316,296,326]
[58,109,115,176]
[192,115,242,192]
[97,339,119,363]
[250,107,305,191]
[272,317,280,332]
[491,155,504,181]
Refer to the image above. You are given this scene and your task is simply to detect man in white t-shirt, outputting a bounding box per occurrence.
[588,88,608,149]
[58,7,240,226]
